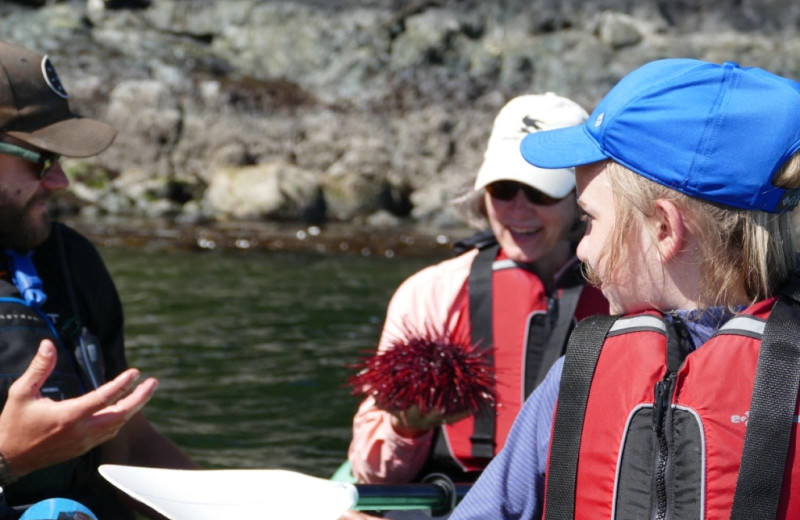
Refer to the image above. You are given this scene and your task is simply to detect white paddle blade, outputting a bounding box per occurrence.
[99,464,358,520]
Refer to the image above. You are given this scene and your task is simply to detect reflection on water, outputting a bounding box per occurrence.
[101,246,441,477]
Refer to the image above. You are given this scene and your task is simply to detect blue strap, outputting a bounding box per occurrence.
[5,249,47,308]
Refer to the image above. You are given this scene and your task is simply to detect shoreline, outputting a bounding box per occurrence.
[62,216,473,258]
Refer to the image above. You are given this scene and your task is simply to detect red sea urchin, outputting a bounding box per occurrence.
[348,324,495,416]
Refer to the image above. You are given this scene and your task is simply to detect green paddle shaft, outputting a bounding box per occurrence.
[354,482,471,513]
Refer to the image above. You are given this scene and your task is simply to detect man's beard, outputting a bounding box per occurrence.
[0,190,52,251]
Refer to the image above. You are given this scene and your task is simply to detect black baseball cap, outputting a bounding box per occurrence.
[0,40,116,157]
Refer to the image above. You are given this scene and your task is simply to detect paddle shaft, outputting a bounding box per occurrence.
[354,483,471,513]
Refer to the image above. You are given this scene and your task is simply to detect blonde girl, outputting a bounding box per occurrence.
[452,59,800,520]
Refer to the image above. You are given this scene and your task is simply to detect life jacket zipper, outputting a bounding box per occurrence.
[652,373,675,520]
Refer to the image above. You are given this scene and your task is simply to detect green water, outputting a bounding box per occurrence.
[100,246,442,477]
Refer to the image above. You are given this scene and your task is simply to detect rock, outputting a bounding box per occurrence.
[410,177,467,228]
[140,198,177,219]
[595,11,644,49]
[104,80,183,178]
[86,0,105,13]
[94,192,131,215]
[366,210,402,228]
[207,142,252,171]
[211,3,394,106]
[323,170,385,222]
[174,200,214,225]
[390,9,462,69]
[205,162,322,220]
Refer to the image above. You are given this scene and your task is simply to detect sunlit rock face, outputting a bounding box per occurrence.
[5,0,800,229]
[205,163,322,221]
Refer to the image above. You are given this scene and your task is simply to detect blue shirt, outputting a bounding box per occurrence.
[450,308,738,520]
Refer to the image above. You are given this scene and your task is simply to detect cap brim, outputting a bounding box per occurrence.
[474,162,576,198]
[520,124,607,169]
[7,114,117,158]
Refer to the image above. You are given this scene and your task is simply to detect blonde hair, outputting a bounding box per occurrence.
[597,155,800,307]
[451,185,489,230]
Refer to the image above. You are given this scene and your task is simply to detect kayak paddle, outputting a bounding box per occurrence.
[99,464,469,520]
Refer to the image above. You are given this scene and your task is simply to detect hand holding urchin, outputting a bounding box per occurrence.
[348,323,495,416]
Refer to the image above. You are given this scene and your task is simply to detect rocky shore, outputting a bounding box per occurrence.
[60,215,469,256]
[7,0,800,239]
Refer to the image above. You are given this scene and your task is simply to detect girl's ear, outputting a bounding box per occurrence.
[652,199,686,262]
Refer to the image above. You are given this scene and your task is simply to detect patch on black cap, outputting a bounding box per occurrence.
[41,55,68,99]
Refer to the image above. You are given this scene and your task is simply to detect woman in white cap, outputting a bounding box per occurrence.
[452,59,800,520]
[346,94,608,492]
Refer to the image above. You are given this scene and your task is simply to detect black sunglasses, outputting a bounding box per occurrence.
[0,141,61,179]
[485,180,565,206]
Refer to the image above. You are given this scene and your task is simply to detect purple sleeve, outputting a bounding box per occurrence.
[450,357,564,520]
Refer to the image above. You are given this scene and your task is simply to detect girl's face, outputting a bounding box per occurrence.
[575,162,662,314]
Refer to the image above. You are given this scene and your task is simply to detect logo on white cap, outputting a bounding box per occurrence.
[41,56,68,99]
[521,116,544,133]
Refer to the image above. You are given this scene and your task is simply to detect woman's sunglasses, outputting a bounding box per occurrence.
[485,180,565,206]
[0,141,60,179]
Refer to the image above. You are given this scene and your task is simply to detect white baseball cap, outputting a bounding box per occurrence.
[474,93,589,198]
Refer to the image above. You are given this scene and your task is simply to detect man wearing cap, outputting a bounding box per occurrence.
[346,94,608,491]
[0,40,194,519]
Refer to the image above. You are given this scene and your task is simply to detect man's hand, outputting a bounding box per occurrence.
[0,339,158,478]
[389,405,472,438]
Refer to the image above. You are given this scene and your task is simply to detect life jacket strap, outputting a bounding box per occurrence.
[467,242,499,460]
[5,249,47,308]
[731,277,800,519]
[524,263,585,398]
[543,313,617,520]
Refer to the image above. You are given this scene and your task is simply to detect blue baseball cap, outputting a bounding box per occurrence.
[520,59,800,213]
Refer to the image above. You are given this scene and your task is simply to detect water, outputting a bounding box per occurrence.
[101,246,442,478]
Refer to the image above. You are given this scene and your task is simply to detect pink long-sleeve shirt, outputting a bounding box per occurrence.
[348,250,477,484]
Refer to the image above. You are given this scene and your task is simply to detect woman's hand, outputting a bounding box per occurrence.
[339,510,383,520]
[389,405,472,438]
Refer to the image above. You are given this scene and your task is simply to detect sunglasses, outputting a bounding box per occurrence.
[485,180,565,206]
[0,141,60,179]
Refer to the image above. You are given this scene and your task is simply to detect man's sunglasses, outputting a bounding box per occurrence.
[0,141,60,179]
[485,180,565,206]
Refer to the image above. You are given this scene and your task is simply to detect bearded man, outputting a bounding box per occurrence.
[0,40,195,519]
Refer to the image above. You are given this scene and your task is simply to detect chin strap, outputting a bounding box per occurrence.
[5,249,47,308]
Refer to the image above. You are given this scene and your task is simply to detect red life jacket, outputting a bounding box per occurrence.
[543,293,800,519]
[420,239,608,480]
